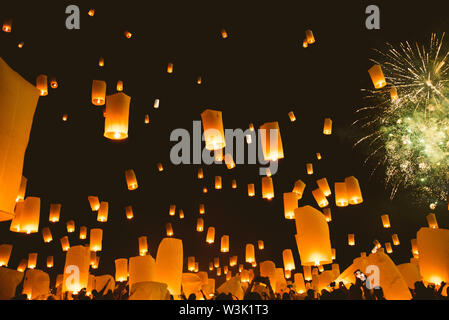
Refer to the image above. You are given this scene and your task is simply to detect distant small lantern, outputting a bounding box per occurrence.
[91,80,106,106]
[323,208,332,223]
[316,178,332,197]
[36,75,48,96]
[42,227,53,243]
[230,256,238,267]
[28,253,38,269]
[125,206,134,220]
[214,257,220,269]
[88,9,95,16]
[16,176,28,203]
[197,168,204,179]
[316,153,322,160]
[323,118,332,135]
[262,176,275,200]
[144,114,150,124]
[345,176,363,205]
[306,163,314,175]
[199,204,205,215]
[125,169,138,191]
[18,41,24,48]
[80,226,87,240]
[197,218,204,232]
[288,112,296,122]
[368,64,387,89]
[258,241,264,250]
[303,40,308,48]
[334,182,349,207]
[62,114,68,122]
[201,110,226,151]
[2,19,12,33]
[331,248,336,260]
[221,236,230,253]
[392,234,400,246]
[206,227,215,244]
[293,180,306,199]
[348,234,355,246]
[385,242,393,254]
[225,154,236,170]
[154,99,160,109]
[166,223,174,237]
[139,236,148,256]
[221,28,228,39]
[381,214,391,229]
[167,62,174,74]
[215,176,222,190]
[50,77,58,89]
[49,203,61,223]
[115,259,128,282]
[232,179,237,189]
[305,30,315,44]
[283,249,296,271]
[0,245,13,267]
[124,30,132,39]
[248,184,255,197]
[104,92,131,140]
[117,80,124,92]
[260,122,284,161]
[66,220,75,233]
[157,163,164,172]
[98,57,105,67]
[245,244,255,263]
[426,213,439,229]
[60,236,70,252]
[17,259,27,272]
[97,202,109,222]
[179,210,185,219]
[46,256,54,268]
[90,228,103,252]
[284,192,299,220]
[390,86,399,101]
[197,76,202,85]
[88,196,100,212]
[312,188,329,208]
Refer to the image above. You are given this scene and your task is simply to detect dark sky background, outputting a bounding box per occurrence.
[1,0,449,287]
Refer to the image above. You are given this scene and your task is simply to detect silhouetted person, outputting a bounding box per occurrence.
[188,293,196,300]
[348,284,363,300]
[304,289,316,300]
[282,292,291,300]
[373,287,386,300]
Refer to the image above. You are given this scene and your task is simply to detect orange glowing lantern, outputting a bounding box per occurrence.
[215,176,222,190]
[221,29,228,39]
[88,196,100,212]
[168,205,176,217]
[197,168,204,179]
[46,256,53,269]
[306,163,314,175]
[17,259,27,272]
[27,253,37,269]
[36,75,48,96]
[411,239,419,256]
[98,57,105,67]
[90,229,103,252]
[116,80,124,92]
[232,179,237,189]
[42,227,52,243]
[392,234,400,246]
[104,92,131,140]
[305,30,315,44]
[197,218,204,232]
[348,234,355,246]
[230,256,238,267]
[60,236,70,252]
[345,176,363,205]
[368,64,387,89]
[18,41,24,48]
[0,244,13,267]
[221,236,230,253]
[167,63,174,74]
[125,169,138,191]
[323,208,332,223]
[49,203,61,223]
[284,192,299,220]
[139,236,148,256]
[91,80,106,106]
[381,214,391,228]
[206,227,215,244]
[18,197,40,234]
[426,213,439,229]
[62,114,68,122]
[288,112,296,122]
[154,98,160,109]
[385,242,393,254]
[246,244,255,263]
[188,257,196,272]
[316,178,331,197]
[79,226,87,240]
[97,202,108,222]
[2,19,12,32]
[316,153,322,160]
[124,30,132,39]
[417,227,449,284]
[179,209,185,219]
[260,122,284,161]
[166,223,174,237]
[157,163,164,172]
[115,259,128,282]
[145,114,150,124]
[323,118,332,135]
[88,9,95,16]
[201,109,226,151]
[258,241,265,251]
[262,176,274,200]
[312,188,329,208]
[16,176,27,203]
[248,184,255,197]
[331,248,336,260]
[125,206,134,220]
[334,182,349,207]
[293,180,306,199]
[66,220,75,233]
[283,249,296,271]
[225,154,236,170]
[197,76,202,85]
[390,86,399,101]
[50,77,58,89]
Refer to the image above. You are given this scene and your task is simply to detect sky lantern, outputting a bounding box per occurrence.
[17,259,27,272]
[199,203,205,215]
[35,75,48,96]
[139,236,148,256]
[60,236,70,252]
[124,30,132,38]
[2,19,12,32]
[63,246,91,294]
[18,197,40,234]
[303,39,308,48]
[246,244,255,263]
[209,262,214,271]
[201,109,226,151]
[283,192,299,220]
[385,242,393,254]
[417,227,449,284]
[42,227,52,243]
[260,122,284,162]
[115,259,128,282]
[283,249,296,271]
[288,111,296,122]
[93,256,100,269]
[239,265,244,273]
[348,234,355,246]
[249,123,255,132]
[179,210,185,219]
[66,220,75,233]
[316,178,332,197]
[262,176,274,200]
[373,240,382,249]
[167,62,174,73]
[257,241,265,251]
[157,163,164,172]
[50,77,58,89]
[18,41,24,48]
[390,86,399,101]
[312,188,329,208]
[220,28,228,39]
[323,208,332,222]
[316,153,322,160]
[197,168,204,179]
[154,98,160,109]
[98,57,105,67]
[188,257,196,272]
[91,80,106,106]
[116,80,124,92]
[225,154,236,170]
[88,9,95,16]
[144,114,150,124]
[368,64,387,89]
[62,114,68,122]
[16,176,27,203]
[22,269,50,300]
[9,202,24,232]
[0,58,40,222]
[0,244,12,267]
[426,213,439,229]
[88,196,100,212]
[294,206,333,266]
[27,253,38,269]
[166,223,174,237]
[305,29,315,44]
[334,182,349,207]
[232,179,237,189]
[392,234,400,246]
[90,252,97,267]
[306,163,313,175]
[230,256,238,267]
[331,248,336,260]
[260,261,276,279]
[197,218,204,232]
[155,238,183,296]
[197,76,202,85]
[247,184,256,197]
[46,256,53,269]
[293,180,306,199]
[206,227,215,244]
[125,169,138,191]
[90,229,103,252]
[215,176,222,190]
[104,92,131,140]
[323,118,332,135]
[221,236,230,253]
[125,206,134,220]
[97,202,108,222]
[79,226,87,240]
[203,187,208,194]
[294,273,306,294]
[48,203,61,223]
[345,176,363,205]
[381,214,391,228]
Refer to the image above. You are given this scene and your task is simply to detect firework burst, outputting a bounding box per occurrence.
[355,33,449,204]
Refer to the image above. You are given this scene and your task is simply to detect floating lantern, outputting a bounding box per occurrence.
[216,267,221,276]
[104,92,131,140]
[125,206,134,220]
[17,259,27,272]
[157,163,164,172]
[417,227,449,284]
[323,208,332,223]
[262,176,274,200]
[91,80,106,106]
[115,259,128,282]
[0,244,12,267]
[215,176,222,190]
[225,154,236,169]
[79,226,87,240]
[316,178,331,197]
[316,153,322,160]
[348,234,355,246]
[46,256,53,268]
[49,203,61,223]
[60,236,70,252]
[42,227,52,243]
[426,213,439,229]
[166,223,174,237]
[303,39,308,48]
[16,176,27,203]
[49,77,58,89]
[203,187,208,194]
[89,229,103,252]
[88,9,95,16]
[392,234,400,246]
[62,114,68,122]
[318,265,324,273]
[18,41,24,48]
[246,244,255,263]
[9,202,24,232]
[139,236,148,256]
[283,249,296,271]
[221,28,228,39]
[221,236,230,253]
[385,242,393,254]
[345,176,363,205]
[63,246,90,293]
[188,257,196,272]
[312,188,329,208]
[201,110,226,151]
[248,184,255,197]
[373,240,382,249]
[206,227,215,244]
[381,214,391,228]
[124,30,132,39]
[18,197,40,234]
[116,80,123,92]
[232,179,237,189]
[197,168,204,179]
[260,122,284,161]
[90,252,97,266]
[179,210,185,219]
[125,169,138,191]
[197,218,204,232]
[294,273,306,294]
[390,86,398,101]
[305,29,315,44]
[288,112,296,122]
[368,64,387,89]
[98,57,105,67]
[197,76,202,85]
[213,257,220,269]
[97,202,108,222]
[144,114,150,124]
[66,220,75,233]
[284,192,299,220]
[334,182,349,207]
[93,256,100,269]
[154,98,160,109]
[293,180,306,199]
[331,248,336,260]
[36,75,48,96]
[230,256,238,267]
[199,203,205,215]
[167,63,174,74]
[154,238,183,296]
[323,118,332,135]
[87,196,100,212]
[303,266,312,281]
[239,265,244,273]
[306,163,313,175]
[28,253,37,269]
[2,19,12,32]
[249,123,255,131]
[257,241,265,251]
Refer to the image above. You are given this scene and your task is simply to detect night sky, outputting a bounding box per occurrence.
[1,0,449,287]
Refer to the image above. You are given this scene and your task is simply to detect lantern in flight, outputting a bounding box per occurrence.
[197,218,204,232]
[0,244,12,267]
[154,238,183,296]
[115,259,128,282]
[225,154,236,170]
[390,86,398,101]
[262,176,274,200]
[221,28,228,39]
[248,184,255,197]
[323,208,332,223]
[157,163,164,172]
[316,178,331,197]
[98,57,104,67]
[348,234,355,246]
[306,163,313,175]
[283,249,296,271]
[288,112,296,122]
[125,206,134,220]
[246,244,255,263]
[90,229,103,252]
[345,176,363,205]
[258,241,265,251]
[293,180,306,199]
[28,253,37,269]
[116,80,123,92]
[16,176,27,203]
[167,63,174,74]
[221,236,230,253]
[197,168,204,179]
[305,30,315,44]
[88,196,100,212]
[88,9,95,16]
[323,118,332,135]
[91,80,106,106]
[124,30,132,39]
[199,204,205,215]
[232,179,237,189]
[215,176,222,190]
[417,227,449,284]
[334,182,349,207]
[206,227,215,244]
[104,92,131,140]
[381,214,391,228]
[166,223,174,237]
[49,203,61,223]
[125,169,138,190]
[426,213,439,229]
[66,220,75,233]
[19,197,40,234]
[42,227,52,243]
[201,110,226,151]
[60,236,70,252]
[368,64,387,89]
[97,202,108,222]
[50,77,58,89]
[46,256,53,268]
[139,236,148,256]
[392,234,400,246]
[36,75,48,96]
[2,19,12,32]
[260,122,284,161]
[284,192,299,220]
[154,98,160,109]
[79,226,87,240]
[312,188,329,208]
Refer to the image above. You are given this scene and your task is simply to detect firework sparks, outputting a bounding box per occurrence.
[355,33,449,203]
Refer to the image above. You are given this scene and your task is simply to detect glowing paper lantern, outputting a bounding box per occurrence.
[305,30,315,44]
[49,77,58,89]
[197,76,202,85]
[28,253,37,269]
[312,188,329,208]
[60,236,70,252]
[426,213,439,229]
[261,176,274,200]
[104,92,131,140]
[392,234,400,246]
[125,169,138,190]
[90,229,103,252]
[248,184,255,197]
[46,256,53,268]
[294,206,333,266]
[35,75,48,96]
[16,176,27,203]
[221,236,230,253]
[155,238,183,296]
[18,41,24,48]
[293,180,306,199]
[323,208,332,223]
[167,63,174,74]
[197,218,204,232]
[179,210,185,219]
[201,110,226,151]
[225,154,236,170]
[283,192,299,220]
[294,273,306,294]
[316,178,331,197]
[124,30,132,38]
[230,256,238,267]
[221,28,228,39]
[166,223,174,237]
[88,196,100,212]
[232,179,237,189]
[258,240,265,251]
[206,227,215,244]
[66,220,75,233]
[245,244,255,263]
[9,202,24,232]
[368,64,387,89]
[334,182,349,207]
[345,176,363,205]
[97,202,108,222]
[323,118,332,135]
[306,163,313,175]
[381,214,391,228]
[62,114,68,122]
[79,226,87,240]
[288,112,296,122]
[154,99,160,109]
[283,249,296,271]
[417,227,449,284]
[188,257,196,271]
[139,236,148,256]
[129,255,156,291]
[63,246,91,293]
[157,163,164,172]
[316,153,322,160]
[22,269,50,300]
[259,122,284,161]
[348,234,355,246]
[303,40,308,48]
[197,168,204,179]
[390,86,399,101]
[42,227,52,243]
[168,205,176,217]
[385,242,393,254]
[115,259,128,282]
[144,114,149,124]
[98,57,104,67]
[91,80,106,106]
[17,259,27,272]
[214,176,222,190]
[249,123,255,131]
[2,19,12,32]
[199,203,205,215]
[0,58,40,222]
[88,9,95,16]
[19,197,40,234]
[331,248,336,260]
[0,244,13,267]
